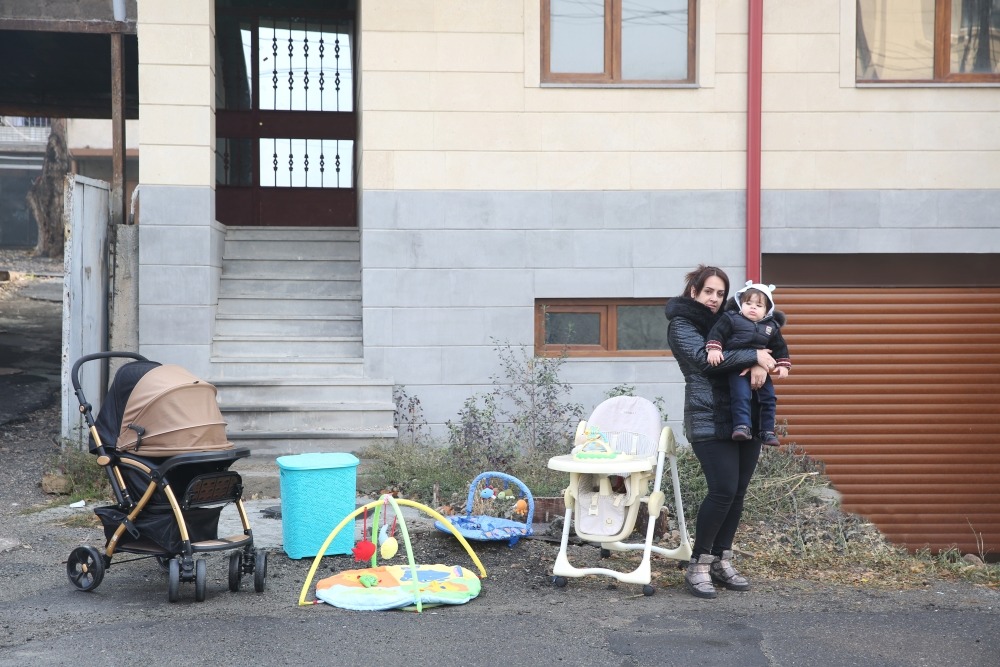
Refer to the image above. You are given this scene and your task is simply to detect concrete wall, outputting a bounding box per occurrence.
[135,0,220,376]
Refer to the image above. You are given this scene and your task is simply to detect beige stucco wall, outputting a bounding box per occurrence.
[763,0,1000,190]
[136,0,216,187]
[361,0,1000,192]
[361,0,736,191]
[66,120,140,151]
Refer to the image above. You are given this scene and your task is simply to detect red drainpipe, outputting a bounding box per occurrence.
[746,0,764,282]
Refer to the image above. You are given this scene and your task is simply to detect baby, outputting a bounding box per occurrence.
[705,281,791,446]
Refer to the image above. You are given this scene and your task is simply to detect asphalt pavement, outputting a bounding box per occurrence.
[0,275,62,426]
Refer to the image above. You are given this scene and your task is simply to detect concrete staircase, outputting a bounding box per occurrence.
[210,226,396,455]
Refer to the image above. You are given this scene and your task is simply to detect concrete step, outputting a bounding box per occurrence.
[214,314,362,337]
[228,431,395,457]
[222,259,360,280]
[224,239,360,261]
[213,378,393,404]
[225,226,359,242]
[217,295,361,317]
[218,277,361,299]
[210,357,365,379]
[211,336,363,358]
[222,402,396,432]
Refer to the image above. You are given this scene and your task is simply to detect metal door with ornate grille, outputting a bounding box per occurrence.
[215,1,356,226]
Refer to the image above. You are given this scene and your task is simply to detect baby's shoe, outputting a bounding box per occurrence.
[732,425,752,441]
[760,431,780,447]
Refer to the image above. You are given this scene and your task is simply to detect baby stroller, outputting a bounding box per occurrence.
[66,352,267,602]
[547,395,691,595]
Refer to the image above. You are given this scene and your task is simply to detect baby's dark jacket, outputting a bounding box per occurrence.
[705,298,791,369]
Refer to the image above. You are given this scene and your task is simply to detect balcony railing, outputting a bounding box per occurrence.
[0,117,51,145]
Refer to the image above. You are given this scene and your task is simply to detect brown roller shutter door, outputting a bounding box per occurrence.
[776,287,1000,555]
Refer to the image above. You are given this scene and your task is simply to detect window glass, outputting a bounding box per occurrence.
[259,138,354,187]
[621,0,688,80]
[216,137,254,186]
[549,0,606,74]
[259,18,354,112]
[616,305,669,350]
[545,312,601,345]
[217,17,254,110]
[856,0,934,80]
[950,0,1000,74]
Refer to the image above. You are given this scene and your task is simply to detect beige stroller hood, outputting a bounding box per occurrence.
[116,364,234,457]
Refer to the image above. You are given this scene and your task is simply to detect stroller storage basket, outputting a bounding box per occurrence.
[95,505,223,554]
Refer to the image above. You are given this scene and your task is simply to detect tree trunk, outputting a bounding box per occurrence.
[26,118,69,258]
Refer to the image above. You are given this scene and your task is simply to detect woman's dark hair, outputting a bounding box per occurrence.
[682,265,731,302]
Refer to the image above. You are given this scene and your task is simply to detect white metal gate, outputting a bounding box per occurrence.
[60,175,110,449]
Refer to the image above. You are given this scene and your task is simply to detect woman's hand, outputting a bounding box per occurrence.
[756,348,776,372]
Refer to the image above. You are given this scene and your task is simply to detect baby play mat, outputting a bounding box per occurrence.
[315,564,481,611]
[298,494,487,612]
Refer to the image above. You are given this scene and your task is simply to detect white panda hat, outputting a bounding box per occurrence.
[736,280,776,316]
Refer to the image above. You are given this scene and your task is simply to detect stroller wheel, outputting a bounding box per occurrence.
[67,546,105,592]
[253,549,267,593]
[228,552,243,592]
[552,576,567,588]
[642,584,655,597]
[167,558,181,603]
[194,559,207,602]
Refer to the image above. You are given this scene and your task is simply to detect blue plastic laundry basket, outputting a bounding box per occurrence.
[277,452,359,559]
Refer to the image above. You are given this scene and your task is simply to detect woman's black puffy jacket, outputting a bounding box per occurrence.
[665,296,760,443]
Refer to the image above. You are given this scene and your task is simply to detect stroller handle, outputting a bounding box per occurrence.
[71,351,148,397]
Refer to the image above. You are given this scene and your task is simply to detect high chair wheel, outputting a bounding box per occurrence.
[228,552,243,592]
[600,548,611,558]
[67,546,105,592]
[253,549,267,593]
[167,558,180,603]
[552,576,567,588]
[642,585,655,596]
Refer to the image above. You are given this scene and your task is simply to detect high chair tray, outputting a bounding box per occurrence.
[546,454,652,474]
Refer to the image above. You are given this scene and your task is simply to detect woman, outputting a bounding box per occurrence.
[665,265,775,599]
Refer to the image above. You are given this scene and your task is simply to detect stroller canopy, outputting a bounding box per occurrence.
[113,364,234,457]
[93,360,161,453]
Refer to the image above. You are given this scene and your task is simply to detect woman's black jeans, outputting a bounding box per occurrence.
[691,438,762,558]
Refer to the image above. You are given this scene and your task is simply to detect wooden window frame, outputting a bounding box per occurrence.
[535,298,671,358]
[540,0,697,85]
[858,0,1000,83]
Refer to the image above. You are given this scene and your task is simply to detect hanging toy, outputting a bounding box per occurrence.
[352,506,377,561]
[378,500,399,559]
[380,534,398,559]
[513,498,528,518]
